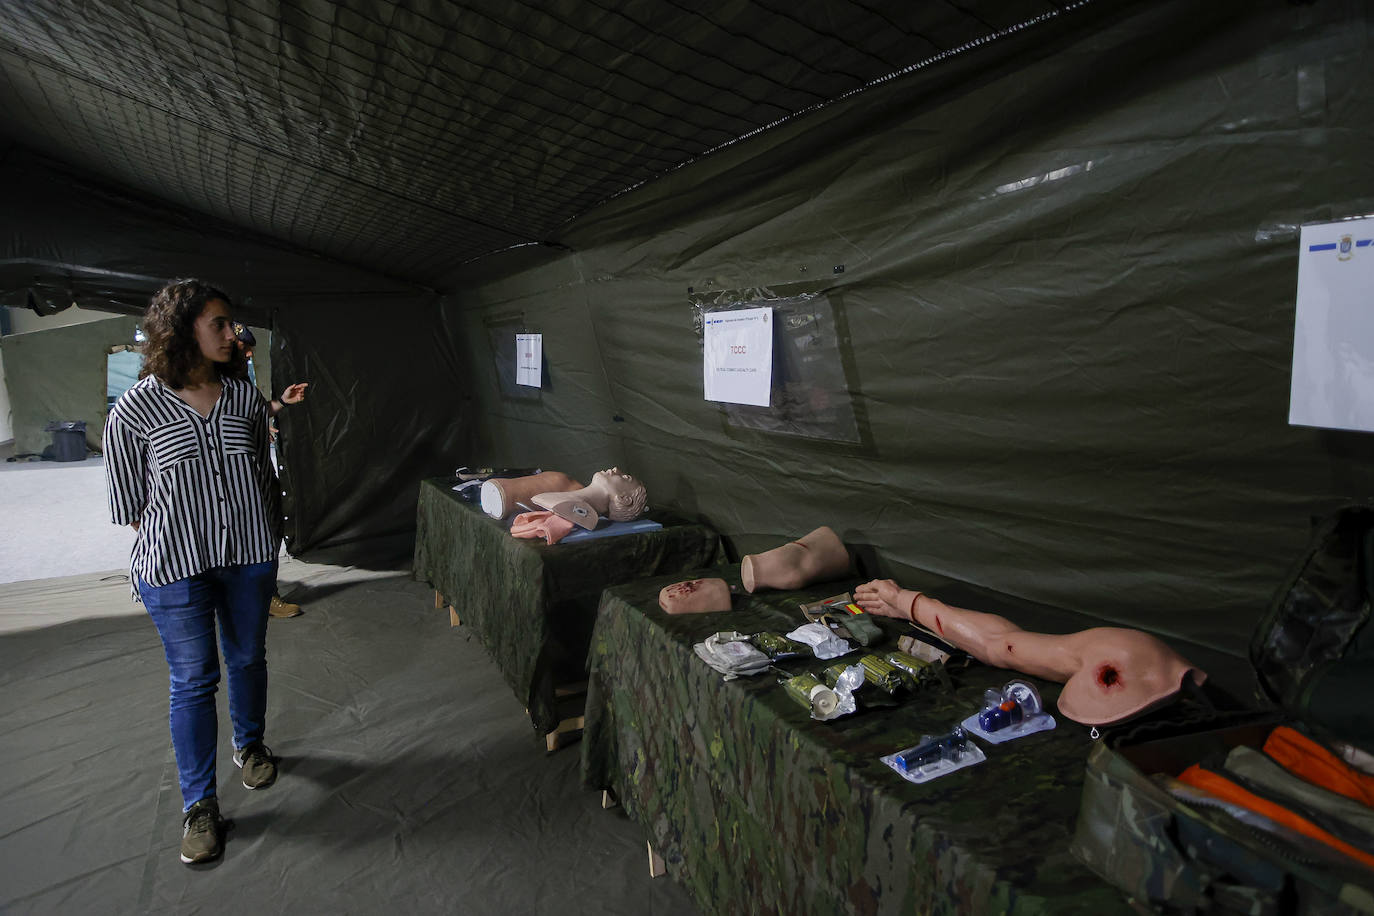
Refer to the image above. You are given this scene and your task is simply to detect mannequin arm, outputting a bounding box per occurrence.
[854,579,1080,681]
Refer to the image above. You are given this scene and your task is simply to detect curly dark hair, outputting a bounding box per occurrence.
[139,279,248,388]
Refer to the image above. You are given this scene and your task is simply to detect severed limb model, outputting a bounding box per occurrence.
[532,467,648,530]
[659,578,733,614]
[853,579,1206,726]
[741,526,852,593]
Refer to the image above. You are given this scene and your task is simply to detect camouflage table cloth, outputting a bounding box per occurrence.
[413,479,724,733]
[581,565,1134,915]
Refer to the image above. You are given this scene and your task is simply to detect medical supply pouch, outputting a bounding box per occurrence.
[1072,506,1374,913]
[833,605,884,646]
[750,631,807,660]
[799,593,884,646]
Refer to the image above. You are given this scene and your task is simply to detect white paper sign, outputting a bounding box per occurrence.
[516,333,542,388]
[703,307,773,407]
[1290,217,1374,432]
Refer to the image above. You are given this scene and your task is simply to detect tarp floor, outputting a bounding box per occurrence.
[0,565,700,915]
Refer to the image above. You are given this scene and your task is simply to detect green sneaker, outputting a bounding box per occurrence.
[233,741,278,789]
[180,797,224,864]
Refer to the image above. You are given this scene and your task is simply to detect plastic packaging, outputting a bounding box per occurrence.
[782,673,845,720]
[884,650,930,679]
[798,592,853,620]
[785,621,852,660]
[882,727,987,784]
[750,631,808,660]
[857,653,905,694]
[454,466,542,481]
[693,632,771,680]
[896,634,953,666]
[961,681,1056,744]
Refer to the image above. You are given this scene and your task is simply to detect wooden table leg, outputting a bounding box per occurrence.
[544,714,586,752]
[647,841,666,878]
[554,680,587,698]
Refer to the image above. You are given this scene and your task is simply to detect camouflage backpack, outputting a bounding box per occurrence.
[1250,505,1374,752]
[1071,506,1374,914]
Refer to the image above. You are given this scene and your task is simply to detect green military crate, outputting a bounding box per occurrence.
[1072,507,1374,914]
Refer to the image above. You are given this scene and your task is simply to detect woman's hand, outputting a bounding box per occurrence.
[280,382,309,405]
[854,578,905,619]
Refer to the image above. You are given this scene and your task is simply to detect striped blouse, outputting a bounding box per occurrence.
[105,375,282,598]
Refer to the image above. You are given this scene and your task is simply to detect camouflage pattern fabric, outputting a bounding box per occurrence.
[1075,739,1374,915]
[413,479,724,732]
[582,565,1132,915]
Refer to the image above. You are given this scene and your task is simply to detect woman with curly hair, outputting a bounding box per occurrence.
[104,278,282,865]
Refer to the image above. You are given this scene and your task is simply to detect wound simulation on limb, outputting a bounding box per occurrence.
[659,577,732,614]
[532,467,648,530]
[741,525,851,593]
[854,578,1206,727]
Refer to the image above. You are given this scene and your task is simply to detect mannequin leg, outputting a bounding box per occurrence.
[741,526,850,593]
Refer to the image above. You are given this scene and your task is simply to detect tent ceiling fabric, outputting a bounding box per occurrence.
[0,0,1083,285]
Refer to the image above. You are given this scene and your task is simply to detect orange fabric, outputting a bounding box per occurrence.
[1177,765,1374,870]
[1264,726,1374,808]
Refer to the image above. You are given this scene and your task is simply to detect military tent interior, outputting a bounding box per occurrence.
[2,0,1372,912]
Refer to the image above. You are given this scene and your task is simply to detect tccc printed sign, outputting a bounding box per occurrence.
[1290,216,1374,432]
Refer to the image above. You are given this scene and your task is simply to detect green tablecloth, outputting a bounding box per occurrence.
[581,565,1133,915]
[413,478,724,732]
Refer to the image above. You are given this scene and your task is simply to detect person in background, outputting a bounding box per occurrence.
[104,279,282,865]
[233,322,308,619]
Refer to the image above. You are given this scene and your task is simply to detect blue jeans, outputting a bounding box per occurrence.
[140,560,276,810]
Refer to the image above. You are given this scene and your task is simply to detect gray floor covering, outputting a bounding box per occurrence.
[0,453,1263,914]
[0,452,135,585]
[0,565,701,915]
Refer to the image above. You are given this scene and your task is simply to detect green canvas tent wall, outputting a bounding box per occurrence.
[0,154,471,560]
[434,0,1374,657]
[1,0,1371,660]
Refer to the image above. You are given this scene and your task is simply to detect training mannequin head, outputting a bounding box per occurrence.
[659,578,732,614]
[532,467,648,530]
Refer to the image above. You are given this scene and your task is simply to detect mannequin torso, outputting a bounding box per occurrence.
[481,471,581,519]
[532,467,647,530]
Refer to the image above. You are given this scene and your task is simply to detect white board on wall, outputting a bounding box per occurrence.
[703,307,773,407]
[1289,216,1374,433]
[516,333,542,388]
